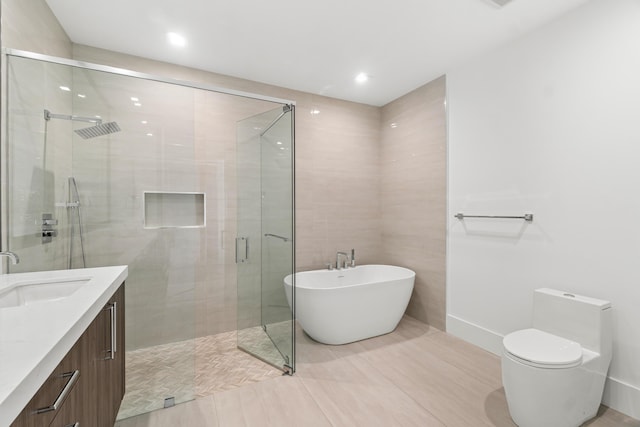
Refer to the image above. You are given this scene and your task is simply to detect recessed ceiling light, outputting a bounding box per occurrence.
[59,86,71,91]
[276,141,282,145]
[146,133,153,137]
[141,120,148,124]
[355,73,369,84]
[486,0,514,7]
[167,32,187,47]
[131,97,139,102]
[134,103,142,107]
[390,123,398,128]
[77,94,86,98]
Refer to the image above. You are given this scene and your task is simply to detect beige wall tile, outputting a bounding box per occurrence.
[1,0,72,57]
[380,76,447,330]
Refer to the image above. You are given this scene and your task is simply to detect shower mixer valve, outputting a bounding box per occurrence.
[41,213,58,243]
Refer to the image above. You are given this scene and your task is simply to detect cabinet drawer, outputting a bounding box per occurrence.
[48,379,82,427]
[10,344,81,427]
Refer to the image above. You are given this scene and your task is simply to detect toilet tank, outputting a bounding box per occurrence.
[532,288,612,355]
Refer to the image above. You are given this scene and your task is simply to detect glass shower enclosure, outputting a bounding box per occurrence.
[2,50,295,419]
[237,106,295,372]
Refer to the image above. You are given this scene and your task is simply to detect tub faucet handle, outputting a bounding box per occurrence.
[326,263,334,271]
[351,249,356,267]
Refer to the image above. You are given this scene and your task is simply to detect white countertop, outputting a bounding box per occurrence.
[0,265,128,426]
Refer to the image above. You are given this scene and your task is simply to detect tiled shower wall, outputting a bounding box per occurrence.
[1,0,447,340]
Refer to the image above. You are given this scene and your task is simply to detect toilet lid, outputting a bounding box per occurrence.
[503,328,582,368]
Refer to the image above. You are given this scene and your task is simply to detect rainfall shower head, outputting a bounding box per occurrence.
[44,109,121,139]
[74,122,121,139]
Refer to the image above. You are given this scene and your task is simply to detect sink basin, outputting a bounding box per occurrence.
[0,277,91,309]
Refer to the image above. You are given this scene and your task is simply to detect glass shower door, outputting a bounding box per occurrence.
[4,56,73,273]
[236,105,295,373]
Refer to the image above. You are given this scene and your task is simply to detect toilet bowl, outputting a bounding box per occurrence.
[501,289,612,427]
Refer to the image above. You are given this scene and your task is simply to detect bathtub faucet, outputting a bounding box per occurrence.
[336,251,350,270]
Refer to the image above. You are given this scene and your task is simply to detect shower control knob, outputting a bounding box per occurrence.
[41,213,59,243]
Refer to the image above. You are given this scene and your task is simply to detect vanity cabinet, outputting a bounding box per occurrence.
[10,283,125,427]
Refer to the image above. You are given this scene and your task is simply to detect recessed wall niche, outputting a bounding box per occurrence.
[143,191,206,229]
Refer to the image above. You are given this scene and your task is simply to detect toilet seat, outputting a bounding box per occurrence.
[503,328,583,369]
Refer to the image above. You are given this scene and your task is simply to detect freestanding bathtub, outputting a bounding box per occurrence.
[283,265,415,345]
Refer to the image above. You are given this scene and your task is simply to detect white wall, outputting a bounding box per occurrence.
[447,0,640,418]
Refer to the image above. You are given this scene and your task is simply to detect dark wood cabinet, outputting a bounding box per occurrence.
[11,283,125,427]
[96,285,125,426]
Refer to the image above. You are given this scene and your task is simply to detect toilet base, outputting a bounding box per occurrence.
[502,351,606,427]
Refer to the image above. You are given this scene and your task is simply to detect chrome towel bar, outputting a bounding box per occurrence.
[455,212,533,222]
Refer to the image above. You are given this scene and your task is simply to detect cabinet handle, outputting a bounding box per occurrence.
[105,302,117,360]
[34,370,80,414]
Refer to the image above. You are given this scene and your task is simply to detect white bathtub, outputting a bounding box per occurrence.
[284,265,415,345]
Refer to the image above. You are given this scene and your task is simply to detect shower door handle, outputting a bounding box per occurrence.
[235,237,249,263]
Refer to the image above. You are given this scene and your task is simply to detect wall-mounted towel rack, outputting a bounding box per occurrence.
[454,213,533,222]
[264,233,291,242]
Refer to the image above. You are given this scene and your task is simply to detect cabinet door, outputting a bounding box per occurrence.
[52,283,125,427]
[96,284,125,426]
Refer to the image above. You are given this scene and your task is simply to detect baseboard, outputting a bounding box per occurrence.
[447,314,640,421]
[603,375,640,419]
[446,314,504,356]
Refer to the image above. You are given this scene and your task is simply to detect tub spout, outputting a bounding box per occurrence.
[336,251,349,270]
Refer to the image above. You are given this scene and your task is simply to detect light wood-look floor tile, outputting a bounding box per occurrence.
[114,316,640,427]
[356,335,507,426]
[298,353,445,426]
[585,405,640,426]
[213,376,330,427]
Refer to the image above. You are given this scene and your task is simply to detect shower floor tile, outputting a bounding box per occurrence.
[117,330,283,420]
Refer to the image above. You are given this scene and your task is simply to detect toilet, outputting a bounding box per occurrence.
[501,288,612,427]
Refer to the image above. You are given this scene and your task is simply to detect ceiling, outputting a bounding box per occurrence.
[45,0,590,106]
